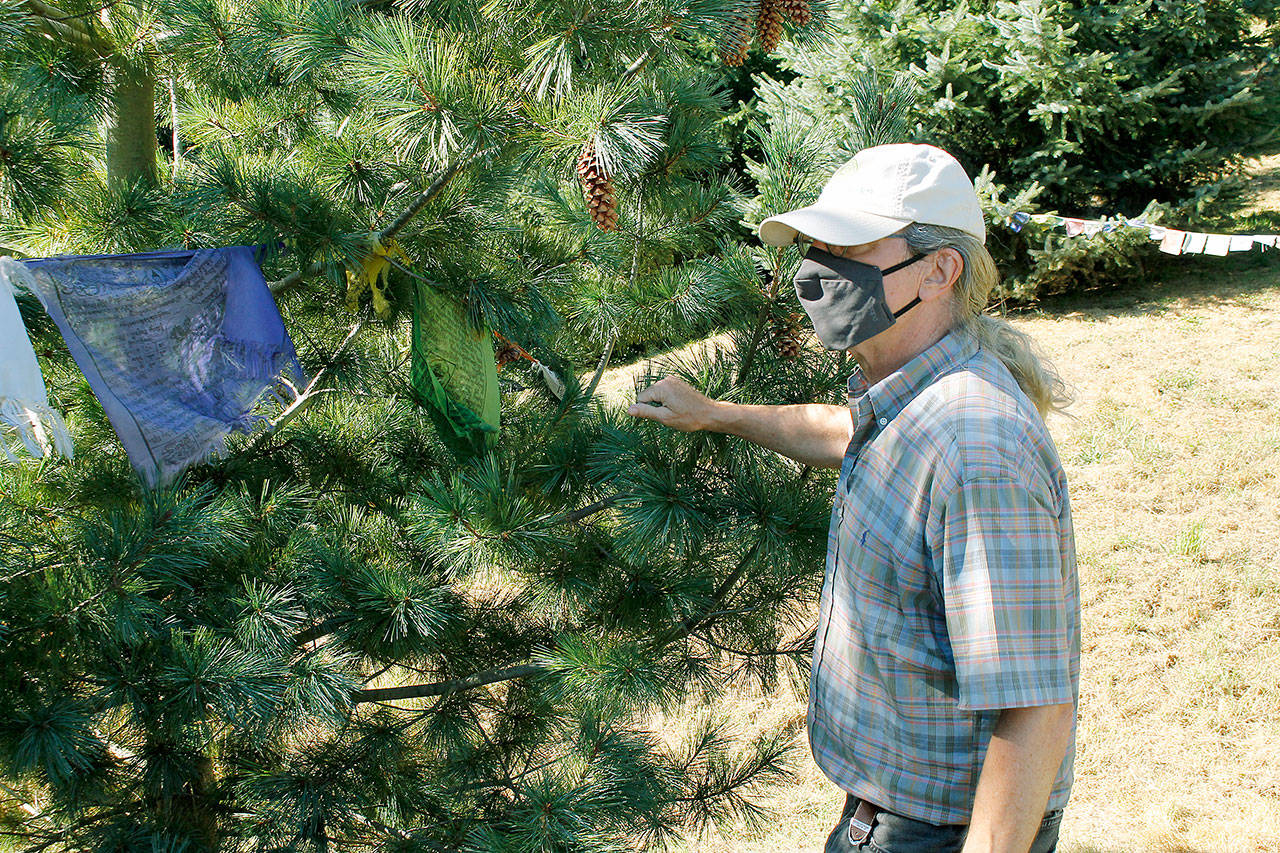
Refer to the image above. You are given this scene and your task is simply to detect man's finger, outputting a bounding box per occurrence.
[627,403,671,423]
[635,378,674,405]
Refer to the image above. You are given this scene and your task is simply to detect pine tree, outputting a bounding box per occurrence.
[766,0,1280,211]
[0,1,833,849]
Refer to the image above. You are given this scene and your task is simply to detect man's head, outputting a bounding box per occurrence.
[757,144,1069,413]
[759,144,998,369]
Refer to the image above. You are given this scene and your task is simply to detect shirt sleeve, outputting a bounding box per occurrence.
[939,476,1075,711]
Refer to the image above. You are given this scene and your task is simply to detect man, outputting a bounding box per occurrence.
[627,144,1079,853]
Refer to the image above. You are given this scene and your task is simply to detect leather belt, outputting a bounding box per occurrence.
[846,799,882,844]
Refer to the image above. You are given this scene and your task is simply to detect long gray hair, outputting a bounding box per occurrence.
[900,223,1071,417]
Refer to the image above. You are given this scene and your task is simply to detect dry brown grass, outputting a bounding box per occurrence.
[1022,261,1280,853]
[652,254,1280,852]
[1239,153,1280,220]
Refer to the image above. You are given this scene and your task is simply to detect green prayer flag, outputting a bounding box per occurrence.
[410,282,499,455]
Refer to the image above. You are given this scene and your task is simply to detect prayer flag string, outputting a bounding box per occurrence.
[1004,212,1278,256]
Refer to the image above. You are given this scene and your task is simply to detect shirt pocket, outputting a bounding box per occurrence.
[848,526,955,679]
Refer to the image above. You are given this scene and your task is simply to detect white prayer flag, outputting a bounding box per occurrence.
[1203,235,1231,256]
[530,361,566,400]
[1254,235,1279,249]
[1159,229,1187,254]
[1083,222,1104,237]
[0,258,74,461]
[1183,233,1209,254]
[1229,235,1254,252]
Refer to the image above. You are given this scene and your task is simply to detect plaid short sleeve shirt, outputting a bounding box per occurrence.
[809,330,1080,826]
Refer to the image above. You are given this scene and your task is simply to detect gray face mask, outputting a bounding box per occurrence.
[792,246,927,350]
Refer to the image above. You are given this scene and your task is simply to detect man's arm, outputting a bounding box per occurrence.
[962,702,1075,853]
[626,377,851,469]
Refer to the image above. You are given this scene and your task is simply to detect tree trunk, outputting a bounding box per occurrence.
[105,57,158,188]
[170,74,182,180]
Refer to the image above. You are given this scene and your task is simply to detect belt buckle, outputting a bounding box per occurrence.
[846,800,878,844]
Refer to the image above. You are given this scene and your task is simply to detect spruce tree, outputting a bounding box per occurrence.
[755,0,1280,299]
[0,1,840,849]
[763,0,1280,211]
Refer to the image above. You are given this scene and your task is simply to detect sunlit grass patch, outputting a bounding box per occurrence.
[1153,367,1199,399]
[1068,396,1169,467]
[1172,521,1208,562]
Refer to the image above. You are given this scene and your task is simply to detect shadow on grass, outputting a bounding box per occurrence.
[1064,847,1223,853]
[1006,248,1280,322]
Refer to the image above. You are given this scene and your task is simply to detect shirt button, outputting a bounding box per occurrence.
[878,417,887,426]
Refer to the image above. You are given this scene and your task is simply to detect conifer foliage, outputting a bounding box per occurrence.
[757,0,1280,300]
[0,1,830,850]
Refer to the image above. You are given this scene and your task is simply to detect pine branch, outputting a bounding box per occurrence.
[351,663,545,704]
[9,806,133,853]
[0,782,39,818]
[243,316,366,455]
[345,535,773,714]
[697,628,814,659]
[735,247,785,383]
[23,0,84,31]
[292,616,350,647]
[43,0,127,23]
[378,143,481,242]
[268,144,482,295]
[622,50,651,80]
[21,0,109,55]
[580,337,616,400]
[656,541,762,646]
[553,493,619,525]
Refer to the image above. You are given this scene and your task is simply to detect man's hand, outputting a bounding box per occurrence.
[627,377,721,432]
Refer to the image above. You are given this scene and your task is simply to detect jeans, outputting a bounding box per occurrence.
[824,795,1064,853]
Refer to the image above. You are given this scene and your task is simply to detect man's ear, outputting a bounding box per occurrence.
[920,247,963,301]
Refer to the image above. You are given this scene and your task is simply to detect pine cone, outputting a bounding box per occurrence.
[779,0,813,26]
[756,0,785,53]
[771,312,804,359]
[720,14,753,66]
[576,141,620,232]
[496,342,522,369]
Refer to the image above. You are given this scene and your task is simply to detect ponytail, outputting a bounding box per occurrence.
[900,223,1071,417]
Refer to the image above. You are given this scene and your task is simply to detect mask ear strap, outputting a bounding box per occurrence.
[892,294,922,319]
[884,253,928,319]
[881,253,927,276]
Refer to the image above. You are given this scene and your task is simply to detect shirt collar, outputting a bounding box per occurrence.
[847,329,979,426]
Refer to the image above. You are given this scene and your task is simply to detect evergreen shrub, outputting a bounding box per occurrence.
[756,0,1280,301]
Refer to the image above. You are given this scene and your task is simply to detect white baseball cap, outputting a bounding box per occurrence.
[758,143,986,247]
